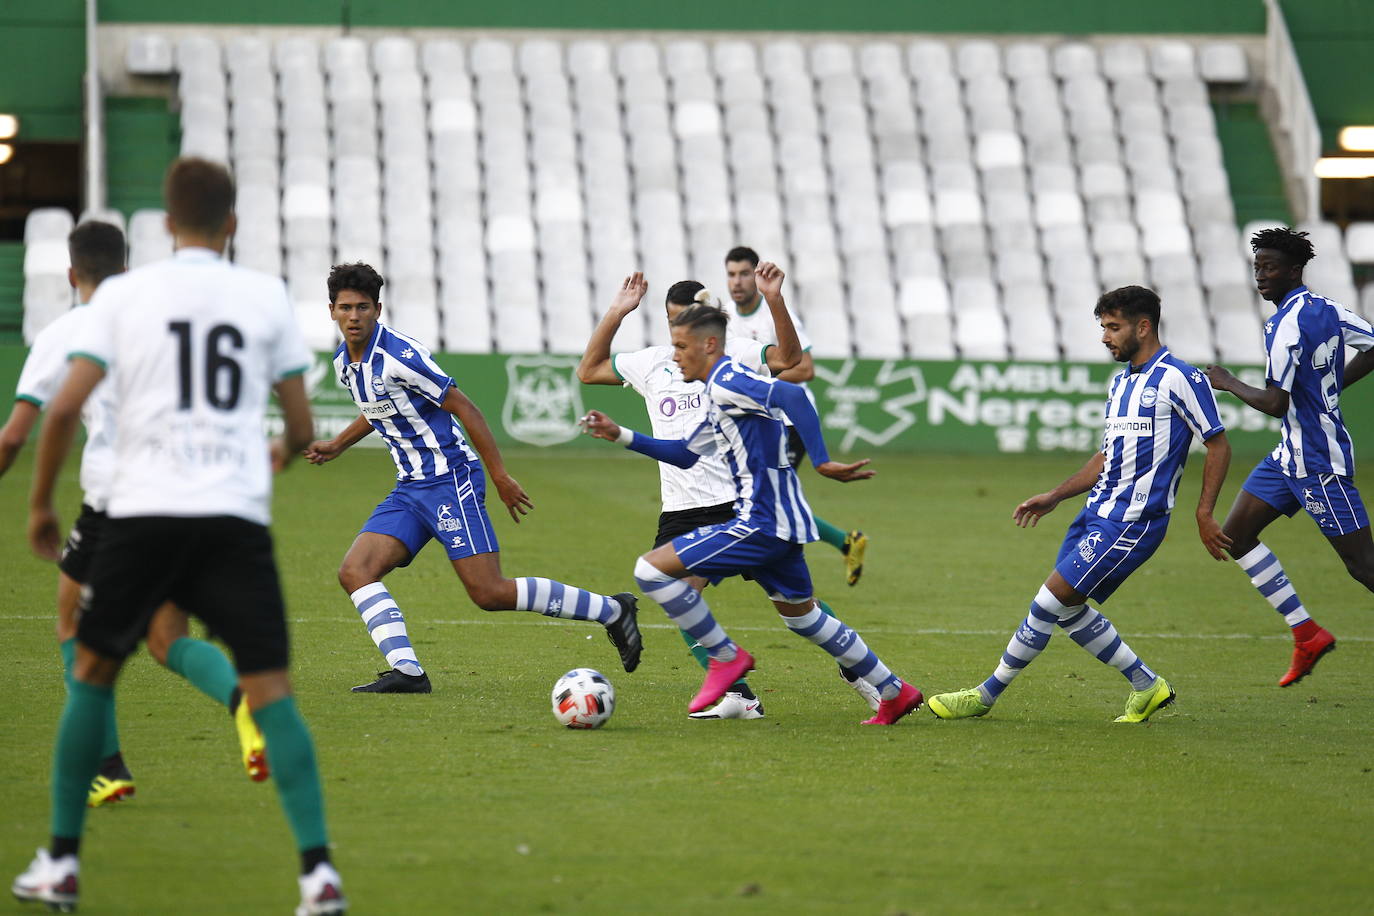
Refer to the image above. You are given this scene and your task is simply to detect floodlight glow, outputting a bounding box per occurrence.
[1314,157,1374,179]
[0,144,12,166]
[0,115,16,140]
[1339,126,1374,151]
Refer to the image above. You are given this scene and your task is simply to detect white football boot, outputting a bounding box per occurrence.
[12,848,78,913]
[688,691,765,719]
[295,862,347,916]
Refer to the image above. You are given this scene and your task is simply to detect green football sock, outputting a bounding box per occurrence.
[51,680,112,841]
[165,636,237,708]
[61,638,119,759]
[254,696,329,852]
[815,516,847,551]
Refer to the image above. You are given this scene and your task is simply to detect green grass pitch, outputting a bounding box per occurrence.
[2,447,1371,914]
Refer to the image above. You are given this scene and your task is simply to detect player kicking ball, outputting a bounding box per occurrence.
[581,301,923,724]
[304,263,641,693]
[1206,227,1374,687]
[928,286,1231,724]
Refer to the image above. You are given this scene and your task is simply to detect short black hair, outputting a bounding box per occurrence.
[163,157,235,236]
[669,302,728,338]
[665,280,707,306]
[68,221,126,285]
[328,262,384,303]
[724,246,760,267]
[1249,226,1315,267]
[1094,285,1161,328]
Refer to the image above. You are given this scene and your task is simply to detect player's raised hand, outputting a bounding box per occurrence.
[816,459,874,482]
[755,262,785,299]
[491,471,534,523]
[28,506,62,562]
[1013,492,1060,527]
[579,409,622,442]
[302,439,340,465]
[1204,365,1236,392]
[610,272,648,314]
[1197,513,1233,560]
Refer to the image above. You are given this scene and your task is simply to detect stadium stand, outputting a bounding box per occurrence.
[15,31,1368,360]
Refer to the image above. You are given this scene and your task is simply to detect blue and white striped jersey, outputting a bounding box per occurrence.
[333,323,479,481]
[1263,285,1374,478]
[681,357,818,543]
[1084,347,1225,522]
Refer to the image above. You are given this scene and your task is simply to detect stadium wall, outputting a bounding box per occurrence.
[0,344,1322,457]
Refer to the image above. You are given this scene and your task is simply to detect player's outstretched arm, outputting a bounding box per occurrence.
[271,375,315,473]
[443,384,533,522]
[577,272,648,386]
[1195,431,1233,560]
[756,263,802,374]
[29,358,104,560]
[304,414,374,465]
[1014,451,1105,528]
[1345,349,1374,388]
[1205,365,1289,418]
[580,409,701,469]
[0,400,40,479]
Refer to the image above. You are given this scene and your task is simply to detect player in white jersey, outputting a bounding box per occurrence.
[304,263,641,694]
[929,286,1232,724]
[1,222,268,809]
[579,265,812,718]
[15,158,345,915]
[1206,227,1374,687]
[582,302,925,726]
[724,246,869,587]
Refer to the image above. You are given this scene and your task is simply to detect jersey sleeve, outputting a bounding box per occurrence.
[1336,304,1374,353]
[1167,365,1226,441]
[1265,312,1302,392]
[391,341,455,405]
[726,337,772,377]
[14,322,69,407]
[67,294,117,373]
[611,347,655,395]
[269,280,313,382]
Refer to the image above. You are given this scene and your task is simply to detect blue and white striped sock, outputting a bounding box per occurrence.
[634,557,736,661]
[980,585,1068,705]
[350,583,422,676]
[1236,543,1311,628]
[784,603,903,700]
[1057,605,1157,690]
[514,577,622,624]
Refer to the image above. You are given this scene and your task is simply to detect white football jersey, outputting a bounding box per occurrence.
[721,294,815,423]
[613,336,769,511]
[15,303,119,511]
[70,248,311,525]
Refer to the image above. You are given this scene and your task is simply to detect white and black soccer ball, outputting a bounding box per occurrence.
[551,668,615,729]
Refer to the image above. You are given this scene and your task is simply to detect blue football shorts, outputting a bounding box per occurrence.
[1242,454,1369,537]
[361,463,500,564]
[672,520,814,603]
[1053,507,1169,603]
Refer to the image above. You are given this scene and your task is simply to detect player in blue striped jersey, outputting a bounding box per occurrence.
[582,303,924,725]
[304,263,641,693]
[930,286,1232,723]
[1206,227,1374,687]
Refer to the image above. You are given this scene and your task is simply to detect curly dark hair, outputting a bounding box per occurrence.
[1094,285,1161,329]
[1249,227,1315,266]
[327,262,384,303]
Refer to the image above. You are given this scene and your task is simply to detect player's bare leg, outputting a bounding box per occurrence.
[339,532,430,693]
[1223,490,1338,686]
[451,551,642,672]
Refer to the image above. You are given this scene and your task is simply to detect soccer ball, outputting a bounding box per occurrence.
[551,668,615,729]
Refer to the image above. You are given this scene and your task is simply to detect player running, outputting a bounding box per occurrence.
[304,263,641,693]
[1206,227,1374,686]
[581,302,923,724]
[17,157,345,914]
[927,286,1231,724]
[0,221,268,809]
[724,246,869,586]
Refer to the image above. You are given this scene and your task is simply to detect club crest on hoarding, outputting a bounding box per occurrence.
[502,356,585,447]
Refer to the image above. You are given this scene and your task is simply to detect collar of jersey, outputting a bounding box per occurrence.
[1278,285,1310,312]
[348,323,385,367]
[735,294,764,317]
[173,247,221,262]
[1127,345,1169,375]
[705,355,733,387]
